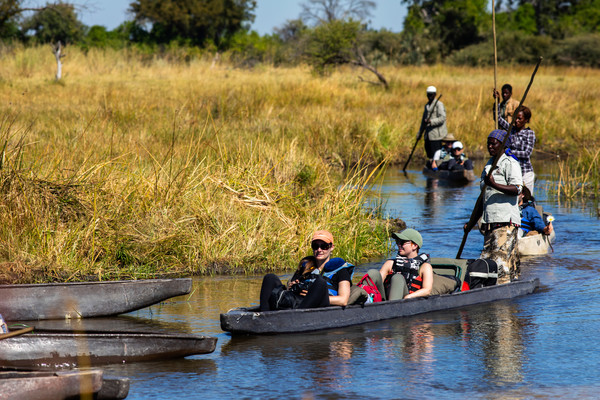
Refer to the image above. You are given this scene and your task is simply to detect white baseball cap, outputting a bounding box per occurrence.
[452,141,463,149]
[426,86,437,93]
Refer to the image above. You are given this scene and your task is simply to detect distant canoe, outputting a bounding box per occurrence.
[519,230,556,256]
[221,258,540,335]
[0,369,103,400]
[0,278,192,321]
[0,331,217,368]
[422,166,476,183]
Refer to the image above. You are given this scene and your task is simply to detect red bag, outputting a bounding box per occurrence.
[357,274,382,303]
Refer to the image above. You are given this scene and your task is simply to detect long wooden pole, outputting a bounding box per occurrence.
[493,0,498,130]
[0,326,34,340]
[402,94,442,172]
[456,57,543,259]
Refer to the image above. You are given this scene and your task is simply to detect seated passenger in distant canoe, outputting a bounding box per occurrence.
[259,230,353,311]
[519,186,553,238]
[365,229,457,301]
[429,133,456,170]
[440,141,473,171]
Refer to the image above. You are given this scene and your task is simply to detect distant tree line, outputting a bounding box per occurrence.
[1,0,599,68]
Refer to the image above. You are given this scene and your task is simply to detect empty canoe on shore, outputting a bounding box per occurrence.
[0,330,217,368]
[0,278,192,321]
[0,368,130,400]
[221,258,539,334]
[0,369,104,400]
[422,166,476,183]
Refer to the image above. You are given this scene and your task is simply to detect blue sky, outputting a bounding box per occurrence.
[75,0,408,34]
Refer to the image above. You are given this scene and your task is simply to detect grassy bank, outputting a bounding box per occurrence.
[0,46,598,282]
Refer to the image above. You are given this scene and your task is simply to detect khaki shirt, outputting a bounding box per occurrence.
[480,154,522,224]
[420,101,447,141]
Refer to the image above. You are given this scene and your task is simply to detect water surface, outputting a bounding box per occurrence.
[102,165,600,399]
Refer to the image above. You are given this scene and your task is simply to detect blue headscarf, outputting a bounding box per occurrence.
[488,129,519,161]
[488,129,507,142]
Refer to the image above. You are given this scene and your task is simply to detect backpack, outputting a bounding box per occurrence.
[357,274,382,303]
[269,286,303,310]
[463,259,498,290]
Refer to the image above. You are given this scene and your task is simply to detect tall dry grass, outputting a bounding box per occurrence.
[0,45,598,282]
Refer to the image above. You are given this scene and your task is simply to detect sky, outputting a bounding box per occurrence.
[74,0,408,34]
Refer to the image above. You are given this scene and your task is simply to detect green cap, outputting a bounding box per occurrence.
[392,228,423,248]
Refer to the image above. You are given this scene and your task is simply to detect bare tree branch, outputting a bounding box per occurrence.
[352,46,388,89]
[300,0,376,25]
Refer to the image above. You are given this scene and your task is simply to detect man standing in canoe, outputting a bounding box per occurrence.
[420,86,447,161]
[468,129,523,284]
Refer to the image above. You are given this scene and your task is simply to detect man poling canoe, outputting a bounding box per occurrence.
[403,91,443,172]
[457,57,543,265]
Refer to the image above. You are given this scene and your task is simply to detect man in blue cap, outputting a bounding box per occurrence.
[468,129,523,284]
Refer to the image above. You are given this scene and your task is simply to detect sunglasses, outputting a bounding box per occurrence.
[311,241,332,251]
[396,239,412,246]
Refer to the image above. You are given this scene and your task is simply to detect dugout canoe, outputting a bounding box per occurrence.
[518,230,555,256]
[0,367,130,400]
[0,330,217,368]
[220,258,539,335]
[0,278,192,321]
[0,369,104,400]
[422,166,476,183]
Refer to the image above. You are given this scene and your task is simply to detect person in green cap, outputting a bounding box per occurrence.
[366,228,452,300]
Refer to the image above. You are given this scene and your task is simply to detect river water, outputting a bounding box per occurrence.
[101,164,600,399]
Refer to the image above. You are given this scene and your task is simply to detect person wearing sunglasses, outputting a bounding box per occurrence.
[259,230,353,311]
[444,141,473,171]
[365,229,442,301]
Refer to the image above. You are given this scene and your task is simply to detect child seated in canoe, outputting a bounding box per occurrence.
[259,230,353,311]
[519,186,553,237]
[365,229,456,301]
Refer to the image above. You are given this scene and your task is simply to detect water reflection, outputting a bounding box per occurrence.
[462,302,528,385]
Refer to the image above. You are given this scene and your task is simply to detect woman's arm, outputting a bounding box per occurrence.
[485,172,520,196]
[404,263,433,299]
[510,129,535,160]
[498,115,510,131]
[379,259,394,282]
[329,280,351,306]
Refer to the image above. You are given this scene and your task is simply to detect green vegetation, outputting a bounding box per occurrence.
[1,0,600,68]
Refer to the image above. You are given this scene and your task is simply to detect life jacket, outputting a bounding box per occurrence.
[320,257,354,296]
[520,203,538,234]
[390,253,429,294]
[439,148,452,162]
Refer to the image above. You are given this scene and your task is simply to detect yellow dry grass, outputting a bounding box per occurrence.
[0,45,598,281]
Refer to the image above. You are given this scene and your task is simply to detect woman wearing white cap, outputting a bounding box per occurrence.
[420,86,447,160]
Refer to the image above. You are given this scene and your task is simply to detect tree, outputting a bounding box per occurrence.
[0,0,20,38]
[401,0,489,58]
[21,2,83,43]
[498,0,600,38]
[300,0,376,25]
[306,19,361,73]
[128,0,257,47]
